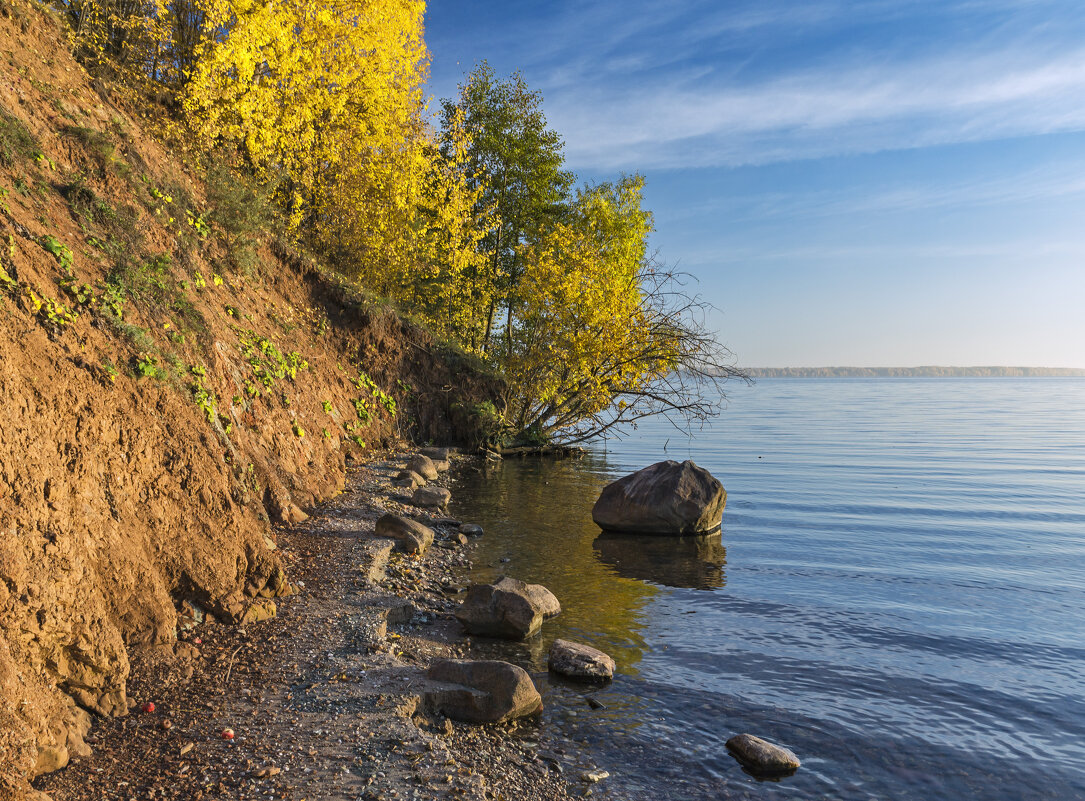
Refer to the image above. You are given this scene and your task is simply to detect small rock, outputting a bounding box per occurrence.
[449,533,468,546]
[221,728,235,740]
[426,659,542,723]
[393,470,425,489]
[412,486,451,508]
[586,697,605,710]
[431,459,451,473]
[581,769,609,783]
[460,523,484,537]
[548,640,615,680]
[407,454,439,481]
[375,513,434,554]
[179,742,194,756]
[455,577,561,639]
[725,733,800,775]
[255,766,282,778]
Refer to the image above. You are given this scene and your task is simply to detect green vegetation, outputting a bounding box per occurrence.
[0,107,36,166]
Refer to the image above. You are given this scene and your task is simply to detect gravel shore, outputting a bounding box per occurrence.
[36,452,581,801]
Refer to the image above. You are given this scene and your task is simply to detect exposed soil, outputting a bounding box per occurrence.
[34,454,580,801]
[0,4,500,796]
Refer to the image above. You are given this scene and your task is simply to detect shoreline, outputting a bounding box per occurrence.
[36,450,580,801]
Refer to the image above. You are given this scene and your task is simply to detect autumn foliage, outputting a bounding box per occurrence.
[50,0,742,445]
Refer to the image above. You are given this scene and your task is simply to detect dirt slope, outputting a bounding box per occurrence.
[0,3,497,797]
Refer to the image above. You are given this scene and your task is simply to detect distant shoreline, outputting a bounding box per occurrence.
[743,367,1085,378]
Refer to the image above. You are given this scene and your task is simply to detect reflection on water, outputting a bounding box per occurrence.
[449,379,1085,801]
[451,455,657,677]
[592,532,727,590]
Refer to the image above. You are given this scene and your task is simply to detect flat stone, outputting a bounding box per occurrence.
[426,659,542,723]
[374,514,434,554]
[455,577,560,639]
[357,539,395,583]
[548,639,615,680]
[406,454,439,481]
[412,486,451,508]
[726,733,801,775]
[392,469,425,489]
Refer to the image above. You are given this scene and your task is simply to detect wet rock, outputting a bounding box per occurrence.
[592,460,726,535]
[406,454,439,481]
[375,514,434,555]
[548,639,615,680]
[420,447,450,462]
[393,470,425,489]
[412,486,451,509]
[426,659,542,723]
[581,769,609,783]
[726,733,801,775]
[460,523,484,537]
[455,577,560,639]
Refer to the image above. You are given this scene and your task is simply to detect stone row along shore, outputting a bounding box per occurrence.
[36,449,590,801]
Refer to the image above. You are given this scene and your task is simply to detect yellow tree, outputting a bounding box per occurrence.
[184,0,429,230]
[500,176,745,445]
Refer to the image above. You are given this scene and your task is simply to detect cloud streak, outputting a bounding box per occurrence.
[547,45,1085,169]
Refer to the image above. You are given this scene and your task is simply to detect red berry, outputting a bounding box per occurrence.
[141,702,155,713]
[221,728,235,740]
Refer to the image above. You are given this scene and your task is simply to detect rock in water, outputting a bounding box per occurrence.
[406,454,439,480]
[374,514,434,554]
[725,734,801,775]
[412,486,451,508]
[592,460,725,535]
[455,577,561,639]
[426,659,542,723]
[460,523,484,537]
[548,639,616,680]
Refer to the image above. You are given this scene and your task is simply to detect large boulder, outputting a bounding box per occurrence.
[455,577,560,639]
[420,446,450,462]
[412,486,451,508]
[375,514,434,554]
[426,659,542,724]
[726,733,801,775]
[548,639,615,680]
[592,460,725,535]
[406,454,439,481]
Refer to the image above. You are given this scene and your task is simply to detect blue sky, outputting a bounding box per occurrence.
[424,0,1085,367]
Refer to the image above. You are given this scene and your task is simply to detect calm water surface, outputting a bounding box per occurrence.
[450,379,1085,800]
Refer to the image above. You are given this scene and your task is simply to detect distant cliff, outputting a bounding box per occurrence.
[743,366,1085,378]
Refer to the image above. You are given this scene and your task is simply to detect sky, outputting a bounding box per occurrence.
[424,0,1085,368]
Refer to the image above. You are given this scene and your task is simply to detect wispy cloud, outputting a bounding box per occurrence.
[547,45,1085,169]
[425,0,1085,170]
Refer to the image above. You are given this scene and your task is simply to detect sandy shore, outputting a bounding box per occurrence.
[35,452,581,801]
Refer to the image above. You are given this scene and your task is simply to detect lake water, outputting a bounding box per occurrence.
[449,378,1085,800]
